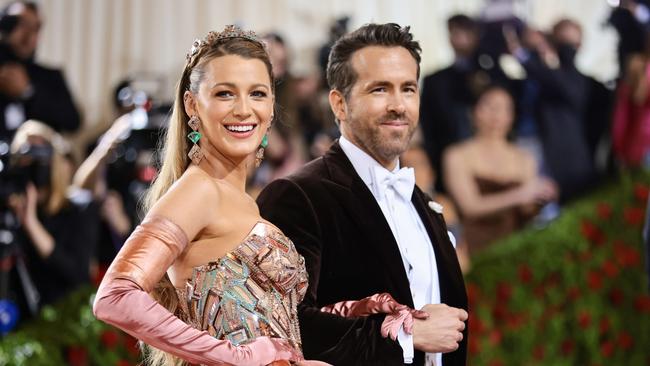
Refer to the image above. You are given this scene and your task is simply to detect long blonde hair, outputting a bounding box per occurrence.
[142,29,274,366]
[10,120,72,215]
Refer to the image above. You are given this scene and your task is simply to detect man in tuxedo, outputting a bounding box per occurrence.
[0,1,80,142]
[258,23,468,365]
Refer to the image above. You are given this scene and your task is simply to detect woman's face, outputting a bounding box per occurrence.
[185,54,273,162]
[473,89,514,139]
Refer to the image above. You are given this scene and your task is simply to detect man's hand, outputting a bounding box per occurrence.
[412,304,468,353]
[0,63,31,98]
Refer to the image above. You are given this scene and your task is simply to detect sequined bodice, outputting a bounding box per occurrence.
[177,222,307,354]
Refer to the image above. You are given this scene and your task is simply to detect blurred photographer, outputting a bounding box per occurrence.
[0,1,80,143]
[3,120,96,325]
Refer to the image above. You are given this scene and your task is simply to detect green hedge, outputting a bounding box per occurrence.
[0,289,141,366]
[466,172,650,366]
[1,173,649,366]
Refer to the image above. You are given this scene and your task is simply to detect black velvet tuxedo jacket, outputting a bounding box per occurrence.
[257,142,468,366]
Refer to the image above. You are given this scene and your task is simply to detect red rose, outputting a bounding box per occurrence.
[580,220,606,245]
[469,336,481,355]
[568,286,581,301]
[467,283,480,306]
[600,340,615,358]
[496,282,512,301]
[116,361,133,366]
[533,345,545,360]
[578,310,591,329]
[623,206,645,226]
[614,241,641,268]
[518,264,533,284]
[561,339,575,356]
[489,329,502,346]
[596,203,613,219]
[469,313,485,334]
[100,329,120,349]
[492,306,508,321]
[634,183,650,203]
[599,317,611,335]
[489,360,504,366]
[67,346,88,366]
[608,288,624,306]
[123,335,141,357]
[587,270,603,290]
[601,260,619,278]
[617,331,634,350]
[634,295,650,313]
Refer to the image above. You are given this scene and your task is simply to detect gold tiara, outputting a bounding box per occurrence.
[186,25,261,61]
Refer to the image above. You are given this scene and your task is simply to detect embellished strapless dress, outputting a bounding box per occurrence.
[176,221,308,356]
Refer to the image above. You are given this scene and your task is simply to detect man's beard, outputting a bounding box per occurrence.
[352,111,415,163]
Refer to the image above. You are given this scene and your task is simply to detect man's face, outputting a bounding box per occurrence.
[449,26,477,58]
[6,4,41,60]
[334,46,419,168]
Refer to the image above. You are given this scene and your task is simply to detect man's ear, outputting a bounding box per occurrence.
[328,89,348,124]
[183,91,197,117]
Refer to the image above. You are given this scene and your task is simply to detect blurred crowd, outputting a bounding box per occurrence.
[1,0,650,332]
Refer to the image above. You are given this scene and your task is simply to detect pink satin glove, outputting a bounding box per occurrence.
[233,337,302,366]
[320,293,429,340]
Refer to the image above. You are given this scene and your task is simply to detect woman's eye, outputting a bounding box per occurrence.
[251,90,268,98]
[215,91,233,98]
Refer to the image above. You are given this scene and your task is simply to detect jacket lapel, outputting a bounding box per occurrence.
[411,187,466,306]
[320,142,414,307]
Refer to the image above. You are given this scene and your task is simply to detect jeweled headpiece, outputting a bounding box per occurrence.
[186,25,262,62]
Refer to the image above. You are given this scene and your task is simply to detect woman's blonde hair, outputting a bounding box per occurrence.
[141,27,274,366]
[10,120,72,215]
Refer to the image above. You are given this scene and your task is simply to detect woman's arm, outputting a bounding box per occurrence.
[93,174,300,365]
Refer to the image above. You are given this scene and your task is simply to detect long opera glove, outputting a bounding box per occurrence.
[93,215,301,366]
[320,293,429,341]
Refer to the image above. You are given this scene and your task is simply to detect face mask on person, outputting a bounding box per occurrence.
[556,43,577,65]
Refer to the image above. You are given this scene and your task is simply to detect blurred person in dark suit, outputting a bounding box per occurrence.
[0,1,80,143]
[505,19,597,202]
[419,14,480,193]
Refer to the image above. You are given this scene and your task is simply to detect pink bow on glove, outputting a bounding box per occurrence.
[320,293,429,341]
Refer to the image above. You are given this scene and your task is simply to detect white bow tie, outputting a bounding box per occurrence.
[370,166,416,202]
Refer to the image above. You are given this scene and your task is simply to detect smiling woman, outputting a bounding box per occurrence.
[90,25,329,366]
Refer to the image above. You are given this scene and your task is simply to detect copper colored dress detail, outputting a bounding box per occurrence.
[177,222,307,354]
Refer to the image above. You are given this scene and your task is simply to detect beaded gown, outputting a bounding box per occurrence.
[176,221,308,357]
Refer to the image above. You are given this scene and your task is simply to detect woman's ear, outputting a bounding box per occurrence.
[184,91,197,117]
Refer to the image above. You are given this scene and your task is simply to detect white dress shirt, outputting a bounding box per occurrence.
[339,136,447,366]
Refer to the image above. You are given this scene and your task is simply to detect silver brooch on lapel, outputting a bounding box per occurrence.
[428,201,444,214]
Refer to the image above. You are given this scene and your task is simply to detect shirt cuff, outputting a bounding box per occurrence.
[397,325,414,364]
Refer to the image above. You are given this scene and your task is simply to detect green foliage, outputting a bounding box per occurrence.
[0,287,141,366]
[466,172,650,366]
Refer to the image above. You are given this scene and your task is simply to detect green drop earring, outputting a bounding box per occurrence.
[187,116,203,164]
[255,120,271,167]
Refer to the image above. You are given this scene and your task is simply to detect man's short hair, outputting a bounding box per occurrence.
[447,14,477,31]
[326,23,421,99]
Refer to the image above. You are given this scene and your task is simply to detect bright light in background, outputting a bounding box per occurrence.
[607,0,621,7]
